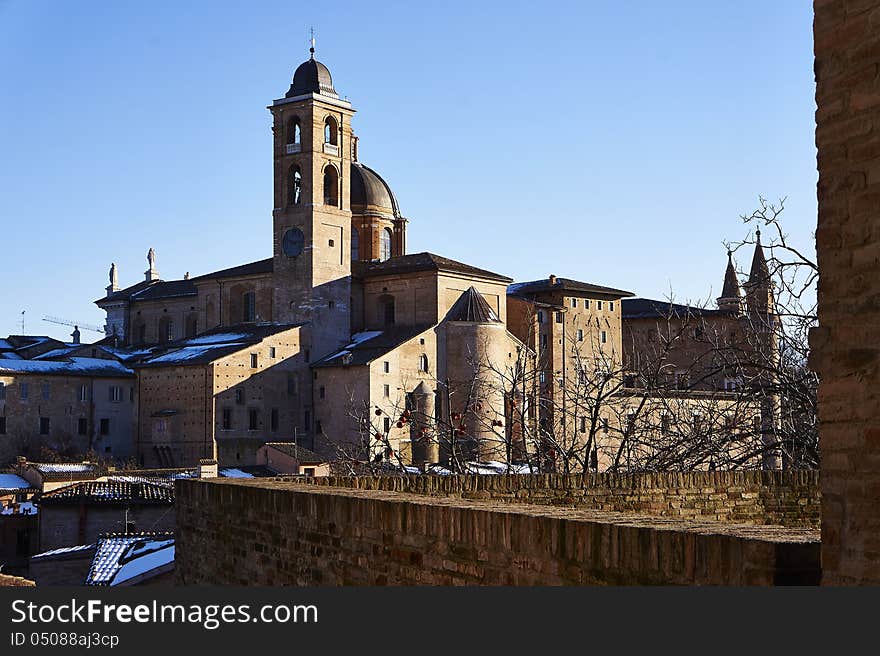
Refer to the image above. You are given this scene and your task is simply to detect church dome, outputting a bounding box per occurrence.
[350,162,401,218]
[286,55,337,98]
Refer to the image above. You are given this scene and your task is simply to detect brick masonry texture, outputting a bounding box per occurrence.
[813,0,880,584]
[293,471,820,529]
[175,477,819,586]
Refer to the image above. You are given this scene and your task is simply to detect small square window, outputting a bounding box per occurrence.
[383,384,390,397]
[383,361,390,373]
[250,353,258,368]
[328,239,335,247]
[270,347,277,359]
[571,298,578,308]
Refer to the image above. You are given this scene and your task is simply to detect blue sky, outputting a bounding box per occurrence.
[0,0,816,341]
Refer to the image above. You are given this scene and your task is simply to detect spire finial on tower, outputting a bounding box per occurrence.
[309,27,316,58]
[756,227,761,244]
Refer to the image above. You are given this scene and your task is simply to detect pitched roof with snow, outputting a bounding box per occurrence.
[31,543,97,562]
[312,324,433,368]
[0,357,134,377]
[135,322,303,368]
[0,473,33,491]
[38,481,174,505]
[86,533,175,586]
[27,462,102,482]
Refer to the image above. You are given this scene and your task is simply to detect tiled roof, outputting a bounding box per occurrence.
[129,279,197,301]
[135,322,302,368]
[38,481,174,505]
[86,532,175,586]
[508,277,634,299]
[31,543,97,562]
[445,287,501,323]
[356,252,512,283]
[189,258,274,282]
[29,462,102,482]
[621,298,728,320]
[264,442,327,464]
[0,357,134,377]
[313,324,433,368]
[0,473,33,491]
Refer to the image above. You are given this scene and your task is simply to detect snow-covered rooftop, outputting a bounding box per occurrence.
[219,468,254,479]
[0,473,31,490]
[31,543,96,561]
[87,535,175,586]
[1,501,37,515]
[0,357,133,377]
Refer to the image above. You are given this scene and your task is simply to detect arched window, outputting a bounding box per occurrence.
[379,294,395,327]
[323,165,339,207]
[351,228,360,261]
[418,354,429,373]
[324,116,338,145]
[288,165,302,206]
[380,227,393,261]
[287,116,301,145]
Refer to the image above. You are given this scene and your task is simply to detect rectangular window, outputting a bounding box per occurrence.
[609,301,615,311]
[287,376,296,396]
[19,383,28,400]
[130,387,134,402]
[661,414,670,435]
[41,383,50,400]
[304,409,311,431]
[692,414,703,434]
[248,408,258,431]
[109,386,122,402]
[222,407,232,430]
[305,349,310,363]
[540,334,548,350]
[250,353,258,368]
[537,311,545,324]
[79,384,88,401]
[78,417,88,435]
[555,311,563,324]
[319,386,325,399]
[602,418,609,433]
[571,298,578,308]
[597,300,603,310]
[270,347,277,359]
[600,330,607,344]
[271,408,279,432]
[100,418,109,435]
[383,361,390,373]
[316,420,322,434]
[0,417,6,434]
[243,291,256,322]
[383,417,391,435]
[383,384,390,398]
[577,329,584,341]
[39,417,50,435]
[584,300,590,309]
[579,417,586,434]
[303,467,315,477]
[0,382,5,400]
[235,388,245,405]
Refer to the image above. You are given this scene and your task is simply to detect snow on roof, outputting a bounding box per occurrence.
[0,357,133,376]
[34,346,81,360]
[219,468,254,479]
[0,352,23,360]
[184,332,251,346]
[34,463,95,474]
[31,543,96,561]
[0,339,12,350]
[111,544,175,586]
[323,330,385,361]
[143,343,245,365]
[0,473,31,490]
[1,501,37,515]
[87,535,175,586]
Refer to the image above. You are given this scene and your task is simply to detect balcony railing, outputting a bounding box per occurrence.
[286,143,301,154]
[322,142,339,155]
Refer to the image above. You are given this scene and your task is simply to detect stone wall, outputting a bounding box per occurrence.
[175,478,819,586]
[812,0,880,584]
[294,471,820,528]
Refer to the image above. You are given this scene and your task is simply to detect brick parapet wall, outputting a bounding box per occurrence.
[175,479,819,586]
[813,0,880,584]
[288,471,820,528]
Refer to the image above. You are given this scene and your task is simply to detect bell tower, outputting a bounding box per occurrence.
[269,42,355,359]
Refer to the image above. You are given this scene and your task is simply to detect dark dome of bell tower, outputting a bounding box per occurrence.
[285,47,337,98]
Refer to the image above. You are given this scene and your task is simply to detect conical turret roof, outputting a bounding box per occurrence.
[446,287,501,323]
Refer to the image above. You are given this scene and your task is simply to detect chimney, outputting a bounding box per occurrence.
[197,459,218,479]
[548,274,557,286]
